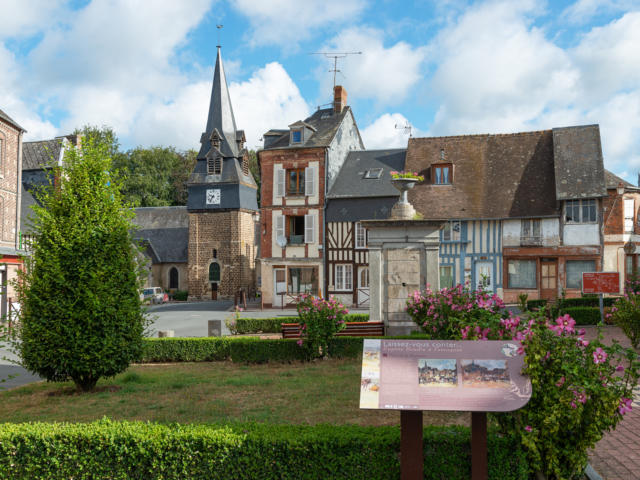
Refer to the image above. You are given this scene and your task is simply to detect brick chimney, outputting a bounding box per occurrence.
[333,85,347,114]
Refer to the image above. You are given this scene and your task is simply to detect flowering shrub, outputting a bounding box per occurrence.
[389,170,424,181]
[406,283,505,340]
[224,306,243,335]
[610,290,640,349]
[296,295,348,359]
[406,285,640,479]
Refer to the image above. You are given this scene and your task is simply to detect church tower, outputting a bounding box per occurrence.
[187,46,258,300]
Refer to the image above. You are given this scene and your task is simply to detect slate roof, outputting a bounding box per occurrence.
[0,108,25,131]
[405,125,607,220]
[131,207,188,263]
[262,107,353,150]
[326,197,399,222]
[553,125,607,200]
[604,170,635,189]
[328,149,406,198]
[22,139,64,170]
[20,188,38,233]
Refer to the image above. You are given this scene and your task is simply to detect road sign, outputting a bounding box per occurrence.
[582,272,620,295]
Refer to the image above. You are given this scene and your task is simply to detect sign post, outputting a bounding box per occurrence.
[582,272,620,322]
[360,339,531,479]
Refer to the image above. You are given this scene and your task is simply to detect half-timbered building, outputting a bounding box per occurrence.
[325,149,404,306]
[258,86,364,307]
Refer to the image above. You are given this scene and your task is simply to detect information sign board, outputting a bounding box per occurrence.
[582,272,620,295]
[360,339,531,412]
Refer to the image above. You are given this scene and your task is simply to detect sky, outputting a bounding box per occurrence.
[1,0,639,181]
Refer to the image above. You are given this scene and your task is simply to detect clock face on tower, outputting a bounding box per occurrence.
[206,189,221,205]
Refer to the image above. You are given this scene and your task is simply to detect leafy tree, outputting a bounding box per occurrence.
[248,149,260,206]
[16,137,147,392]
[74,124,120,158]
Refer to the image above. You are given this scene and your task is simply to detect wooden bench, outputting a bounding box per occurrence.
[281,321,385,339]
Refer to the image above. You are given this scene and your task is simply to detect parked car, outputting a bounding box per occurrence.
[141,287,168,304]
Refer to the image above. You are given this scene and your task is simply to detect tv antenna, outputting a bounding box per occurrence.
[310,51,362,88]
[395,122,413,138]
[216,24,223,47]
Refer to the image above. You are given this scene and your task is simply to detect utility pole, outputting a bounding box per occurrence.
[310,51,362,88]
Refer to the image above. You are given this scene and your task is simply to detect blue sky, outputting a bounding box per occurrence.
[1,0,639,180]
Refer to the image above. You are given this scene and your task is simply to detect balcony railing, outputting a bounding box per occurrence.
[288,234,304,245]
[520,236,542,246]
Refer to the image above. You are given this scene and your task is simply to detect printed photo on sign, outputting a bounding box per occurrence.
[418,359,457,387]
[461,359,510,388]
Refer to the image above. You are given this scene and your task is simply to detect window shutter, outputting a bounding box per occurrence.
[276,215,285,241]
[305,166,315,196]
[276,168,285,197]
[624,199,635,232]
[305,214,315,244]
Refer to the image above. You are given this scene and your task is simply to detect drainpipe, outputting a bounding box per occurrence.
[323,147,328,299]
[15,130,23,251]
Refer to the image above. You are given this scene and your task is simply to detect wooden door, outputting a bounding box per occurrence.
[540,258,557,300]
[211,282,218,300]
[357,267,370,306]
[273,268,286,308]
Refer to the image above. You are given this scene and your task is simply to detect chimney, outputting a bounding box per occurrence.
[333,85,347,114]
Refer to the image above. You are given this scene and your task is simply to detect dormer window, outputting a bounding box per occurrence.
[207,156,222,175]
[432,163,453,185]
[291,129,302,144]
[364,168,383,179]
[210,129,221,149]
[242,154,249,177]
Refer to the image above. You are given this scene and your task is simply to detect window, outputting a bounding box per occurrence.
[288,216,305,244]
[291,129,302,144]
[288,267,318,294]
[521,219,541,244]
[507,259,536,289]
[565,199,596,223]
[440,266,454,288]
[242,155,249,176]
[566,260,596,289]
[442,221,461,241]
[335,264,353,291]
[360,268,369,288]
[432,163,452,185]
[624,199,635,233]
[169,267,179,289]
[355,222,367,248]
[208,262,220,282]
[364,168,383,179]
[626,255,639,281]
[212,249,217,259]
[207,156,222,175]
[287,168,305,195]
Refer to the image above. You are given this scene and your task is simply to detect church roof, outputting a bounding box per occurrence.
[197,47,239,159]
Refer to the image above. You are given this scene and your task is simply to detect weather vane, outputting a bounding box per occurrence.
[310,51,362,88]
[216,24,223,47]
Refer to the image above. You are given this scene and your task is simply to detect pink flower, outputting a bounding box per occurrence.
[525,425,532,432]
[593,347,608,364]
[616,365,625,372]
[577,337,589,348]
[296,339,303,346]
[555,376,565,387]
[619,397,633,415]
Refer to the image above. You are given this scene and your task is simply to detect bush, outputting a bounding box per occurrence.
[229,337,309,363]
[526,299,548,310]
[559,307,602,325]
[235,317,298,334]
[15,137,147,392]
[171,290,188,301]
[610,294,640,349]
[297,295,348,358]
[0,419,528,480]
[141,338,230,362]
[559,297,618,308]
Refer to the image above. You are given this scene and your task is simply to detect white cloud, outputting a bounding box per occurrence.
[321,27,427,104]
[0,0,66,39]
[360,113,421,149]
[231,0,367,48]
[562,0,638,24]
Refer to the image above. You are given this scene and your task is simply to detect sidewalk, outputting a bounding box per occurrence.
[584,326,640,479]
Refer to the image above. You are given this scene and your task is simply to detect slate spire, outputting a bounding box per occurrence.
[198,46,238,159]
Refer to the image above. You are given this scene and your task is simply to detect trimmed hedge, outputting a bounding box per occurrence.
[559,296,618,308]
[0,419,528,480]
[171,290,188,301]
[560,307,602,325]
[526,299,548,310]
[142,337,230,362]
[234,313,370,334]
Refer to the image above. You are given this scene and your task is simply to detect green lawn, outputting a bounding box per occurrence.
[0,359,468,427]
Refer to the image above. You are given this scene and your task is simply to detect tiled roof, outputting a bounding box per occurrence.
[22,139,64,170]
[406,125,607,220]
[262,107,353,150]
[0,108,25,131]
[604,169,635,189]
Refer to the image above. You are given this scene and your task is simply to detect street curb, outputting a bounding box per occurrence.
[585,463,604,480]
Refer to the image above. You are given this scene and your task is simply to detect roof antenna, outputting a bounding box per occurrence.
[216,24,223,48]
[395,122,412,138]
[310,51,362,88]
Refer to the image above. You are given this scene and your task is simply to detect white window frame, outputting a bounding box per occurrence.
[290,128,303,144]
[442,220,460,242]
[565,199,597,224]
[624,198,635,233]
[335,264,353,291]
[355,222,367,249]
